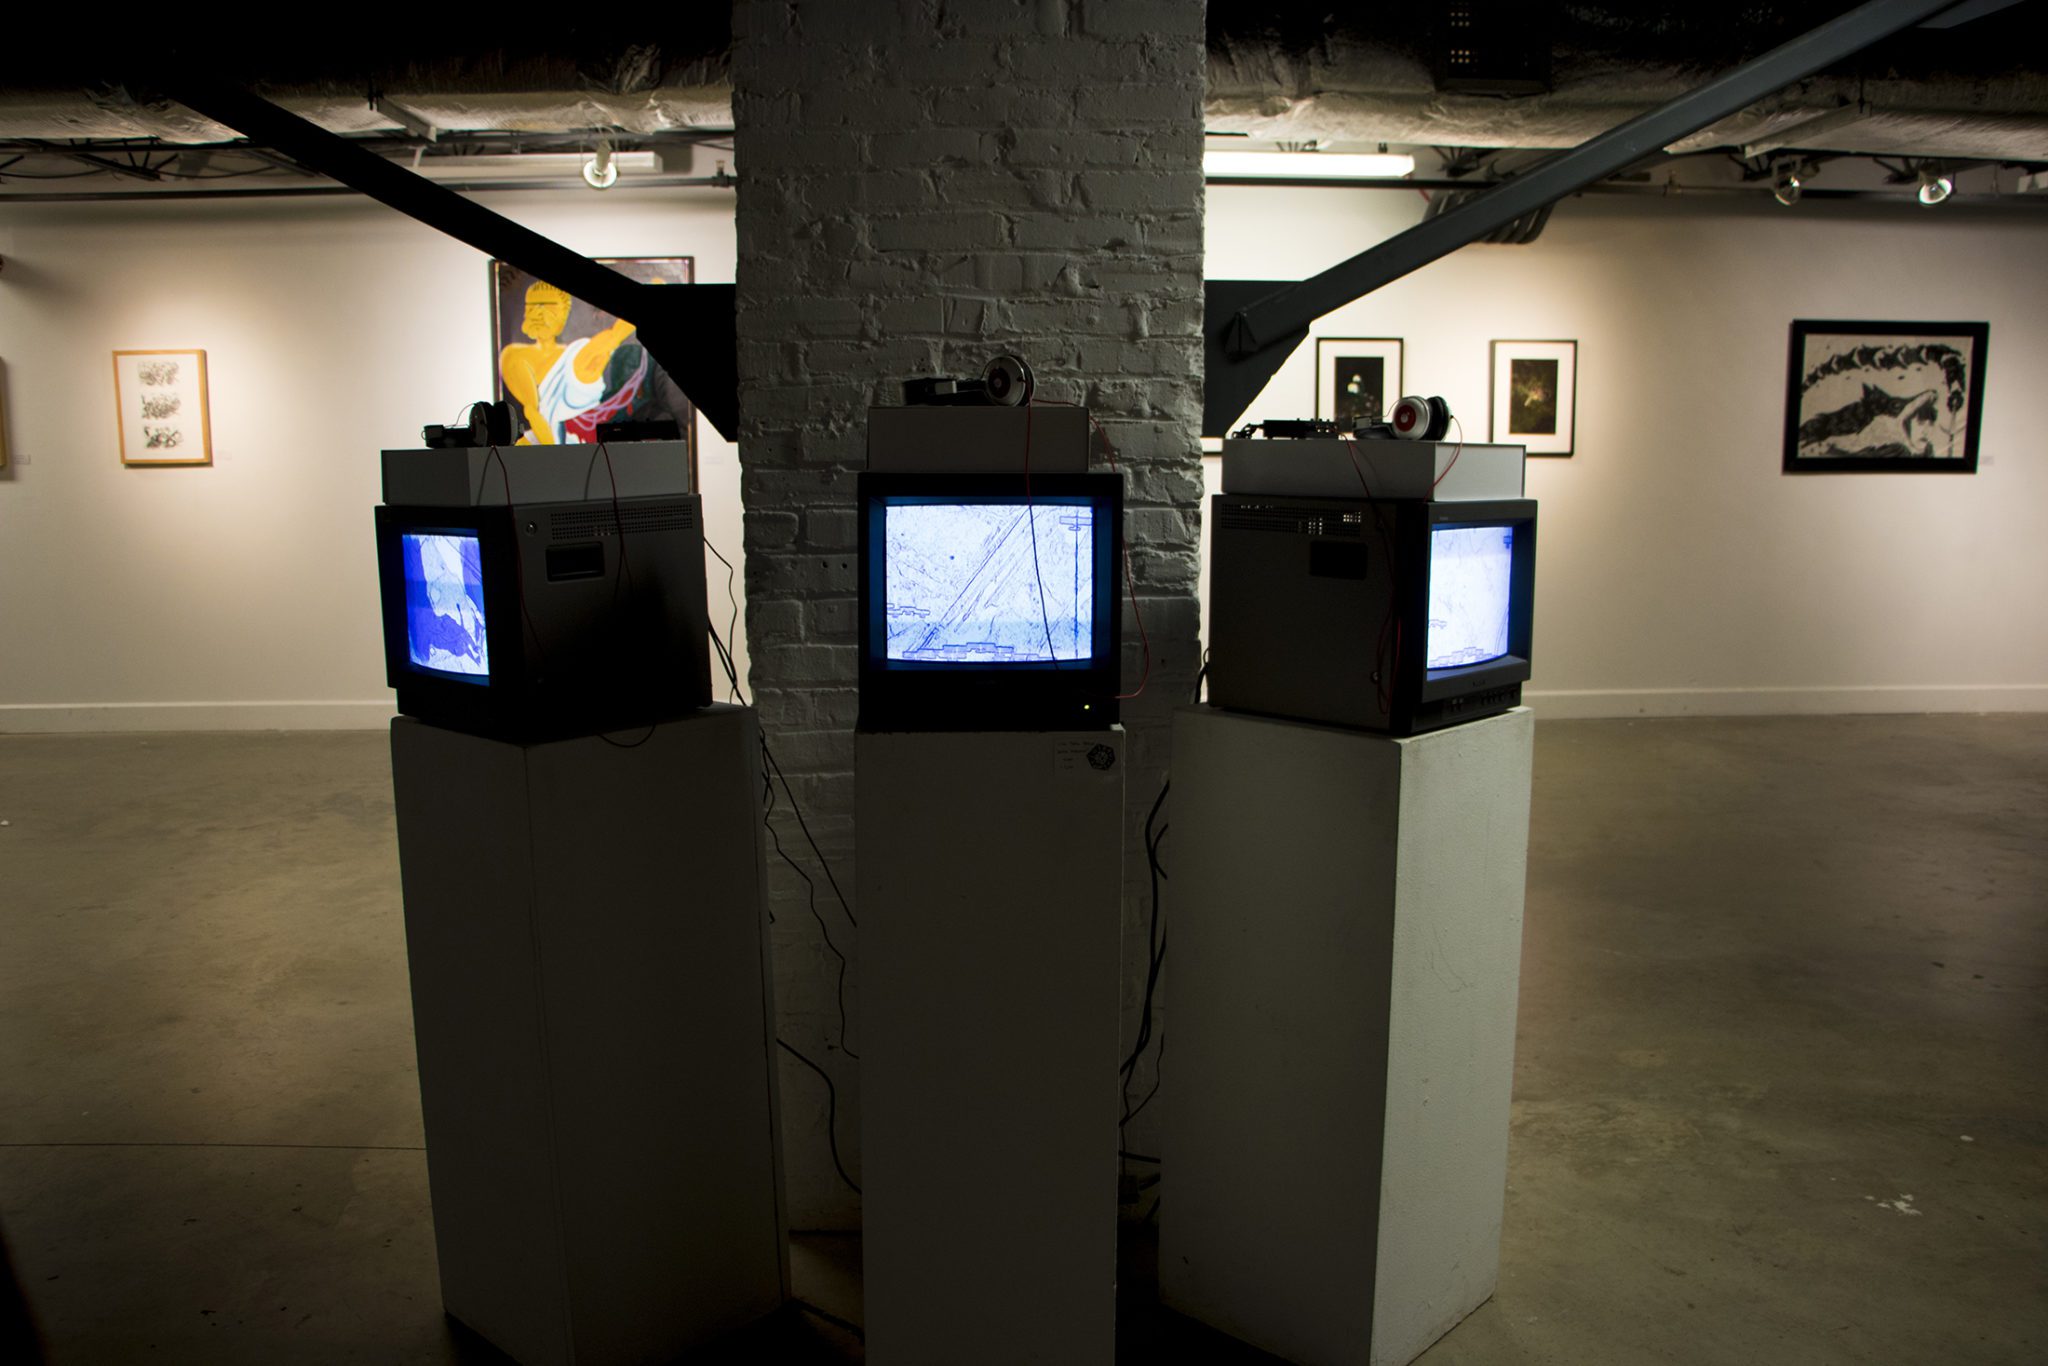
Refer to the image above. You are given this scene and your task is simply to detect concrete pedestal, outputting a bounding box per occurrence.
[390,705,787,1366]
[1161,706,1534,1366]
[855,728,1126,1366]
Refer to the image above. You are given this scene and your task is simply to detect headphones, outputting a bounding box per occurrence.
[1386,395,1453,442]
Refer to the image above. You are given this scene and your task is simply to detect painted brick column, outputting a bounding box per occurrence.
[734,0,1205,1228]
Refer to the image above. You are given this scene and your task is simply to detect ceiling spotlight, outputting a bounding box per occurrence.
[1916,169,1953,205]
[1772,162,1803,206]
[583,140,618,190]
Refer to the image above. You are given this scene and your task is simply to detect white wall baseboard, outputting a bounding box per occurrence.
[0,701,394,734]
[1524,684,2048,720]
[5,686,2045,733]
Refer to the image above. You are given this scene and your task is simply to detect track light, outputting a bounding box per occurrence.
[1916,168,1952,205]
[583,140,618,190]
[1772,162,1803,206]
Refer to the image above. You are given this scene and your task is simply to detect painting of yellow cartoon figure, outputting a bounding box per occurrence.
[489,256,697,467]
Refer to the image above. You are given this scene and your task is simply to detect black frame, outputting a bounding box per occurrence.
[858,471,1124,732]
[1783,319,1989,474]
[1389,499,1538,734]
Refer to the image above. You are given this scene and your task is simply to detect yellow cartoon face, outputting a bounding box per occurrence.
[521,282,572,342]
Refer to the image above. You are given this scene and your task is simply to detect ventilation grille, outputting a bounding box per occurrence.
[1218,506,1365,537]
[549,501,697,540]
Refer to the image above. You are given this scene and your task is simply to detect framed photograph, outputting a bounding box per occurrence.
[491,256,698,480]
[1316,338,1404,426]
[1490,340,1577,456]
[1783,320,1988,473]
[113,349,212,467]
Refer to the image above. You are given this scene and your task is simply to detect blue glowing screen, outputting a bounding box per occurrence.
[1426,525,1514,670]
[884,501,1094,664]
[401,532,491,681]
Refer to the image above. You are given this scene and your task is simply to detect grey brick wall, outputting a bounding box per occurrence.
[735,0,1205,1229]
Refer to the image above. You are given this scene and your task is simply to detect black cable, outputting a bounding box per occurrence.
[777,1038,861,1195]
[760,740,858,931]
[1124,1028,1167,1127]
[760,741,857,1059]
[1120,780,1172,1081]
[704,537,743,703]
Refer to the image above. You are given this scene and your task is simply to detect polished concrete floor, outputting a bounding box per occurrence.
[1,715,2043,1364]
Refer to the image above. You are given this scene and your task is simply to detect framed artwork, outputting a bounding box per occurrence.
[1783,320,1988,473]
[1316,338,1404,426]
[1490,340,1576,456]
[113,349,212,467]
[491,256,698,481]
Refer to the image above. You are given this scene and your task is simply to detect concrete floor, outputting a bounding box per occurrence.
[1,715,2043,1364]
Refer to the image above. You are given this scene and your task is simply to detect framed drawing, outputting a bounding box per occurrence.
[1490,340,1576,456]
[491,256,698,481]
[1783,320,1987,473]
[1316,338,1404,426]
[113,349,212,467]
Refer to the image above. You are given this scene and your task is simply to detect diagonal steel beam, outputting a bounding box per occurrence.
[1204,0,1967,435]
[161,79,738,441]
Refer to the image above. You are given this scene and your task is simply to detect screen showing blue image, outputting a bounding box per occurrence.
[1426,525,1514,670]
[884,501,1094,664]
[401,532,490,681]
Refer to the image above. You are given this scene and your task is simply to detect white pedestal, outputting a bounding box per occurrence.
[391,705,787,1366]
[856,728,1126,1366]
[1161,706,1534,1366]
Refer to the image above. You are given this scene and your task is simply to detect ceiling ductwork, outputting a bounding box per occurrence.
[1205,1,2048,161]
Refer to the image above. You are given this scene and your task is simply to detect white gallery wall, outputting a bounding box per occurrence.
[0,187,744,731]
[3,183,2044,725]
[1206,186,2048,716]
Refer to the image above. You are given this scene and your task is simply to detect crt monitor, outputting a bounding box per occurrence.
[374,497,712,739]
[1394,500,1536,732]
[858,471,1123,730]
[1207,494,1534,734]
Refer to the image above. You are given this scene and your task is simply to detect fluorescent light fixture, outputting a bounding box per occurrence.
[408,151,661,181]
[1204,149,1416,180]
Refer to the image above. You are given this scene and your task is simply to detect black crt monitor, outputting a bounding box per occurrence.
[1208,495,1536,735]
[374,495,712,740]
[857,471,1124,731]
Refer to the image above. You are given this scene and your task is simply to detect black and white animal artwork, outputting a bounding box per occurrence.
[1784,322,1988,473]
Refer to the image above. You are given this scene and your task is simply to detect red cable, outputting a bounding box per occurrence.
[1430,415,1467,492]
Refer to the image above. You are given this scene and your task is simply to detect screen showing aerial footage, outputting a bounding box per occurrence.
[1426,525,1515,670]
[401,532,491,681]
[885,501,1094,664]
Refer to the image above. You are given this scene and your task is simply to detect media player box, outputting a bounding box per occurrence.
[381,440,693,508]
[868,405,1089,473]
[1221,439,1523,502]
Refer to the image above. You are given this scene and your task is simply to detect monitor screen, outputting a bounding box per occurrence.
[401,531,491,681]
[883,501,1094,664]
[1426,524,1515,670]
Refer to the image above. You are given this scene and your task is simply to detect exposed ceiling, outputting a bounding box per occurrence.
[0,5,2043,198]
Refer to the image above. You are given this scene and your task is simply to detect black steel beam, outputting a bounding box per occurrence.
[1204,0,1967,435]
[161,80,738,441]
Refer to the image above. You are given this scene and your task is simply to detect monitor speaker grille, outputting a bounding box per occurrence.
[1217,506,1365,537]
[549,502,698,540]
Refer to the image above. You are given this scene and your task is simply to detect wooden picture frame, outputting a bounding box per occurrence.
[490,256,699,488]
[1783,320,1988,474]
[113,349,212,467]
[1315,337,1405,426]
[1490,340,1577,456]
